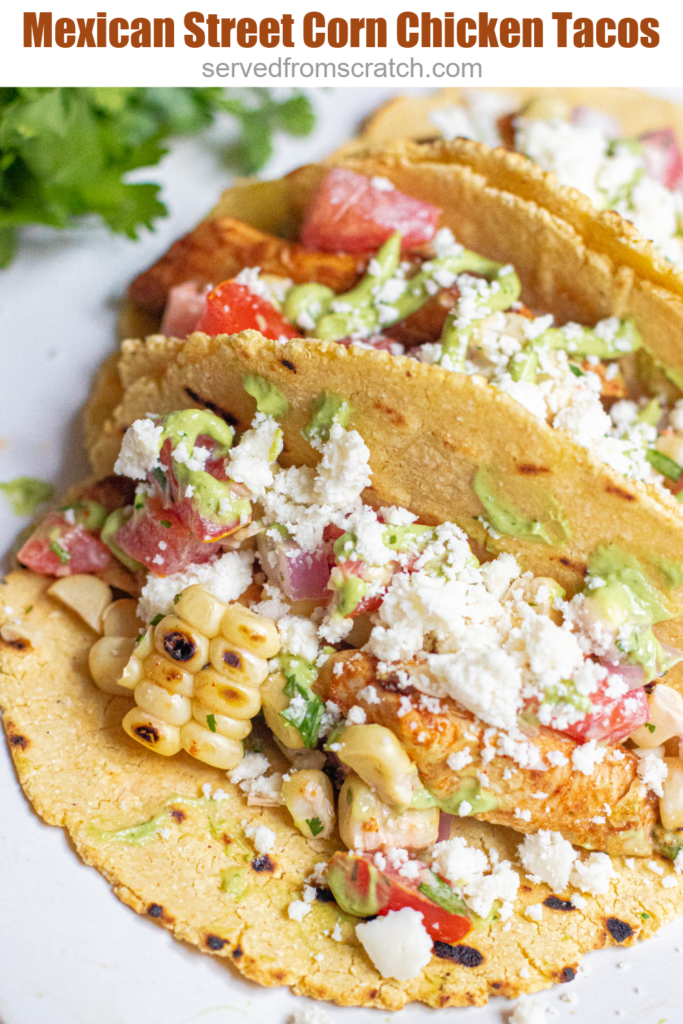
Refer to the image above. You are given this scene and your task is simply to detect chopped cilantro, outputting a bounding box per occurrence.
[206,713,217,733]
[306,817,324,837]
[160,520,172,529]
[173,593,181,604]
[0,477,54,516]
[280,652,324,748]
[646,449,683,481]
[24,605,33,614]
[639,912,651,919]
[49,537,70,565]
[150,613,164,627]
[569,364,585,377]
[152,467,167,491]
[647,723,657,733]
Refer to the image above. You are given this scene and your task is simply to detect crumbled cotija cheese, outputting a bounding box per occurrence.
[518,830,578,891]
[569,852,616,895]
[355,907,432,980]
[137,550,254,621]
[114,418,163,479]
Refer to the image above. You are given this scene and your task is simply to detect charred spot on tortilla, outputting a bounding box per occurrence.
[606,917,635,942]
[252,854,275,873]
[206,934,227,950]
[147,903,164,918]
[8,731,29,750]
[183,387,238,428]
[605,484,637,502]
[315,886,336,903]
[281,358,297,372]
[372,400,406,427]
[169,807,186,823]
[163,631,197,663]
[561,967,577,982]
[232,946,243,959]
[544,896,575,912]
[433,942,484,967]
[517,464,551,475]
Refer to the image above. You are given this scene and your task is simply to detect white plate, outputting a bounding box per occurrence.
[2,87,683,1024]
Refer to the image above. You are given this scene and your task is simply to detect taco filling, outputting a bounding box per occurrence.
[14,396,683,982]
[138,167,683,504]
[423,90,683,265]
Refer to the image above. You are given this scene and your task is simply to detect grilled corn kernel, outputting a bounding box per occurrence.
[261,671,304,749]
[135,680,192,727]
[282,769,335,840]
[208,637,269,687]
[122,706,182,756]
[338,775,439,852]
[180,720,243,770]
[120,654,145,690]
[631,684,683,749]
[194,668,262,720]
[154,615,209,673]
[103,599,141,638]
[660,757,683,830]
[192,702,252,740]
[337,724,418,808]
[48,574,113,633]
[134,626,154,661]
[176,585,226,638]
[89,636,137,695]
[142,653,195,697]
[220,604,281,658]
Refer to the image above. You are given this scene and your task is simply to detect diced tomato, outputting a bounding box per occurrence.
[639,127,683,192]
[301,168,441,254]
[160,281,211,338]
[115,500,220,576]
[18,512,111,577]
[326,852,472,945]
[157,438,250,543]
[194,280,299,342]
[559,680,650,745]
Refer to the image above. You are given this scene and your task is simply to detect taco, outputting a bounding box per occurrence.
[7,139,683,1011]
[5,325,683,1011]
[359,87,683,266]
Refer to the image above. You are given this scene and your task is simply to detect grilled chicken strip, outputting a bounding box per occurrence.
[316,650,657,857]
[128,217,367,313]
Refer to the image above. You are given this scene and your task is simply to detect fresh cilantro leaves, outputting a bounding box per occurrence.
[0,87,315,266]
[206,713,217,733]
[306,817,324,837]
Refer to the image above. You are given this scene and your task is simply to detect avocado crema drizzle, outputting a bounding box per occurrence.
[284,230,683,492]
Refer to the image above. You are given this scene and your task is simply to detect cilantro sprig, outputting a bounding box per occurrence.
[0,87,315,266]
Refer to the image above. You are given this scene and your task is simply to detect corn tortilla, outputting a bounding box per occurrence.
[2,568,683,1010]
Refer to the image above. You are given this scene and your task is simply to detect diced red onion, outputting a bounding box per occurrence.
[639,127,683,192]
[160,281,211,338]
[258,533,331,601]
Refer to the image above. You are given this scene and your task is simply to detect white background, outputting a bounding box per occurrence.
[3,79,683,1024]
[1,2,683,87]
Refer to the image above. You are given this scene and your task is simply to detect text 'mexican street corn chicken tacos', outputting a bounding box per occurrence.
[7,135,683,1010]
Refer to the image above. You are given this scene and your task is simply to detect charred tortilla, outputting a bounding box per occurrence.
[1,560,682,1010]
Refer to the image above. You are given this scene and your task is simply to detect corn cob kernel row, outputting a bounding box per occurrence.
[89,585,280,769]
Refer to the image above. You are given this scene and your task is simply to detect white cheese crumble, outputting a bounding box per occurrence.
[244,823,276,854]
[569,852,616,896]
[518,830,578,892]
[228,413,282,498]
[524,903,543,923]
[288,900,312,922]
[571,740,607,777]
[288,1008,333,1024]
[137,550,254,622]
[114,418,162,479]
[355,907,433,980]
[637,752,669,797]
[429,837,519,918]
[278,615,320,663]
[509,996,548,1024]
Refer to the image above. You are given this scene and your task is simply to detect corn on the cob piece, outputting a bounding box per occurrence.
[282,769,336,839]
[122,706,182,756]
[97,585,280,770]
[336,723,419,809]
[48,574,113,633]
[338,774,439,852]
[261,671,305,749]
[89,637,137,695]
